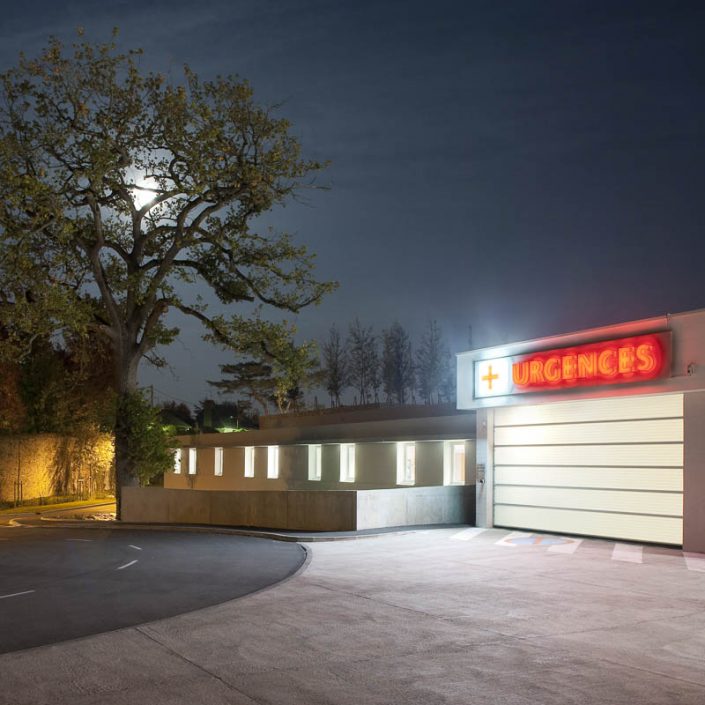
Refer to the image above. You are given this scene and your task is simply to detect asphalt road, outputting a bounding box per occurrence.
[0,526,306,654]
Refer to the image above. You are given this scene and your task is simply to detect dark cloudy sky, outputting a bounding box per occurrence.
[2,1,704,406]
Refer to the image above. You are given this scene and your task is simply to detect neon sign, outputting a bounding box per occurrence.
[474,333,670,398]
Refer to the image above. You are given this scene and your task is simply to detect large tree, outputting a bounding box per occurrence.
[0,33,334,514]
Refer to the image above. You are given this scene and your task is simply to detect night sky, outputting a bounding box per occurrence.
[2,1,704,407]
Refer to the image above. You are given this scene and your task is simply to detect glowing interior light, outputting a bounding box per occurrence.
[244,447,255,478]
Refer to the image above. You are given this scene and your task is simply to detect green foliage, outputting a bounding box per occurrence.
[192,399,256,431]
[208,316,321,413]
[116,391,175,486]
[0,32,335,495]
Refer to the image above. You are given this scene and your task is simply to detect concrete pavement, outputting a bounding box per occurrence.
[0,527,704,704]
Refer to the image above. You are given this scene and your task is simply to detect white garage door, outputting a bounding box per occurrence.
[493,394,683,545]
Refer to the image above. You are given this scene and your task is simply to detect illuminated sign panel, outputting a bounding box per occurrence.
[474,333,670,399]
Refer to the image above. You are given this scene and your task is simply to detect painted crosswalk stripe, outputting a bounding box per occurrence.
[450,528,487,541]
[684,553,705,572]
[495,531,532,547]
[548,538,583,554]
[611,543,643,563]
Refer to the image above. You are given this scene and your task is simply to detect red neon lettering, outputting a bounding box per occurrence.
[636,343,659,373]
[529,360,544,384]
[598,349,617,377]
[562,354,577,380]
[544,356,561,383]
[513,361,529,385]
[510,334,666,392]
[618,346,636,374]
[577,352,596,378]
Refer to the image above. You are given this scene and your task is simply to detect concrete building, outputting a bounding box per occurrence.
[458,308,705,553]
[126,404,477,531]
[167,404,475,492]
[129,306,705,553]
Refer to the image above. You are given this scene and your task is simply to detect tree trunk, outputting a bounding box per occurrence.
[113,353,140,520]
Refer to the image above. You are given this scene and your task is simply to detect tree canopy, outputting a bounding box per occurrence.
[0,32,335,512]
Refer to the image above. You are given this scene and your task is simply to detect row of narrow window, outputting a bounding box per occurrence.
[173,442,466,485]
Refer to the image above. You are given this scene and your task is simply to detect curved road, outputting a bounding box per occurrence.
[0,526,306,654]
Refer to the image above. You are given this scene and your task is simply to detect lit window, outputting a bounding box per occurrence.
[396,442,416,485]
[340,443,356,483]
[267,446,279,479]
[214,447,223,476]
[244,447,255,478]
[308,444,322,481]
[443,441,465,485]
[173,449,182,474]
[188,447,197,475]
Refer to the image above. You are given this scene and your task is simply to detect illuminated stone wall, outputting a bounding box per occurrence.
[0,434,114,503]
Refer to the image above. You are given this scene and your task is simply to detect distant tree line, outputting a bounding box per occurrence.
[321,319,456,408]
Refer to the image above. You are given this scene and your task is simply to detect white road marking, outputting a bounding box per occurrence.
[0,590,35,600]
[129,544,142,551]
[116,559,138,571]
[612,543,643,563]
[684,553,705,572]
[65,538,92,542]
[495,531,532,547]
[450,528,487,541]
[548,538,583,554]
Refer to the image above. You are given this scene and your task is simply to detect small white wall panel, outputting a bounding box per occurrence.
[495,418,683,446]
[494,486,682,517]
[494,505,683,545]
[495,394,683,427]
[493,393,683,545]
[495,466,683,492]
[495,444,683,468]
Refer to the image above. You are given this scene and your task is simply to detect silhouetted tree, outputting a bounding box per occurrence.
[382,322,414,404]
[347,318,378,405]
[416,320,450,404]
[321,324,348,406]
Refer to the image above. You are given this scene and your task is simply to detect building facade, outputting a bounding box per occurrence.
[457,308,705,553]
[167,405,476,493]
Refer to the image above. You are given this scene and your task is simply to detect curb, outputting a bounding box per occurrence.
[8,516,444,543]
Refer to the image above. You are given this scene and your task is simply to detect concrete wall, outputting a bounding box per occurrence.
[122,485,476,531]
[0,434,113,503]
[684,391,705,553]
[356,486,475,530]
